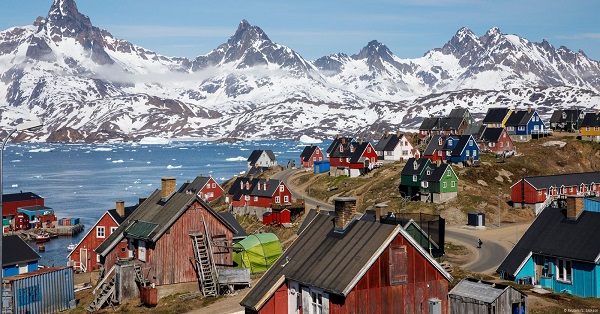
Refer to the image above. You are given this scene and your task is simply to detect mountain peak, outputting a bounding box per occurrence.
[355,40,393,60]
[229,19,270,45]
[46,0,93,36]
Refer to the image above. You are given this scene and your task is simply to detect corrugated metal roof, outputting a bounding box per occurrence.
[482,108,510,124]
[450,278,517,303]
[524,171,600,190]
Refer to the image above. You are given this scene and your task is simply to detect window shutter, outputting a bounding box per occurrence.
[390,245,408,285]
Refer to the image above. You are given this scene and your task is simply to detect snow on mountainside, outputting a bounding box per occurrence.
[1,0,600,142]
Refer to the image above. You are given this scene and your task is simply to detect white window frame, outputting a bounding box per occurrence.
[284,195,289,203]
[245,195,250,201]
[556,258,572,283]
[110,226,117,235]
[442,182,447,189]
[254,196,258,202]
[451,181,456,188]
[280,185,285,192]
[275,196,281,204]
[96,226,105,238]
[413,175,417,182]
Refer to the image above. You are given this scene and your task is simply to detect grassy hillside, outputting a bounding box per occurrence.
[291,134,600,225]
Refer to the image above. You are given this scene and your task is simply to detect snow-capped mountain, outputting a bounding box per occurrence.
[1,0,599,142]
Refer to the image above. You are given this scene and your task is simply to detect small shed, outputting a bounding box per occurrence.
[449,278,527,314]
[313,160,330,173]
[262,212,272,225]
[271,208,291,226]
[467,212,485,227]
[232,233,283,274]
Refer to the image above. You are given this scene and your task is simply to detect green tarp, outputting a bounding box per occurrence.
[233,233,282,274]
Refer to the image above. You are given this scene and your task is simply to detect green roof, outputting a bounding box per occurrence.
[125,221,158,240]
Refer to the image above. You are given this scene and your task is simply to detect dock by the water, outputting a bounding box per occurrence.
[7,223,84,241]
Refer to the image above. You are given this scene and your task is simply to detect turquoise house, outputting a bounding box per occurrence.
[497,196,600,297]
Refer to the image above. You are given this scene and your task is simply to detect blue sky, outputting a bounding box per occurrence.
[2,0,599,61]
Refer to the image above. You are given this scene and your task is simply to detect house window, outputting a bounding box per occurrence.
[507,126,514,131]
[311,291,323,314]
[499,142,503,147]
[390,246,407,284]
[97,254,101,263]
[339,146,343,152]
[422,181,429,188]
[437,151,442,156]
[448,139,453,146]
[284,195,289,203]
[413,161,418,170]
[413,175,417,182]
[466,150,470,157]
[586,127,590,131]
[469,139,473,146]
[275,196,280,204]
[110,227,117,234]
[318,157,322,161]
[245,195,250,201]
[254,196,258,202]
[212,183,216,188]
[443,182,447,188]
[451,181,456,187]
[595,127,599,132]
[280,185,285,192]
[446,170,451,177]
[96,226,105,238]
[473,150,477,157]
[367,146,371,153]
[313,157,316,161]
[427,170,431,175]
[438,138,443,145]
[339,158,343,162]
[518,126,525,131]
[538,190,542,196]
[556,258,572,283]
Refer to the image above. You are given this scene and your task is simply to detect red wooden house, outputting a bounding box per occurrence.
[67,200,137,272]
[477,127,514,155]
[510,171,600,214]
[227,176,293,218]
[299,144,325,168]
[95,176,238,287]
[179,174,224,202]
[328,140,379,177]
[240,197,452,314]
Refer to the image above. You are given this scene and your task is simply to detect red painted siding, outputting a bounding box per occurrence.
[511,178,600,205]
[69,212,123,271]
[254,233,449,314]
[103,201,233,286]
[230,182,293,210]
[3,198,44,217]
[301,148,325,168]
[198,178,224,202]
[329,143,379,169]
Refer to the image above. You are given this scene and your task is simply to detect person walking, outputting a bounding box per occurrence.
[477,238,483,249]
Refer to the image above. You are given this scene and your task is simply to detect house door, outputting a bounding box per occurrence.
[80,248,88,272]
[364,159,370,170]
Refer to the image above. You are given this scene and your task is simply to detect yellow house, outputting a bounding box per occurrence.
[580,111,600,142]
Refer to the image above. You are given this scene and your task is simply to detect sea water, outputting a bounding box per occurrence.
[2,139,326,267]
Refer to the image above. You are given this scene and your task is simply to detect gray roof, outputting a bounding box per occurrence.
[450,278,523,304]
[421,163,451,182]
[227,177,284,201]
[482,108,510,124]
[247,150,276,164]
[96,189,236,256]
[419,117,440,130]
[519,171,600,190]
[505,109,535,127]
[300,145,319,162]
[497,204,600,276]
[550,109,583,124]
[2,192,43,203]
[401,158,430,176]
[326,137,353,154]
[3,235,40,267]
[374,133,402,152]
[581,112,600,127]
[480,127,505,143]
[219,211,248,239]
[464,122,485,139]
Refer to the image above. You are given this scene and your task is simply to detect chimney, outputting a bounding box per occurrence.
[138,197,147,205]
[359,138,363,145]
[116,200,125,217]
[375,203,388,222]
[596,109,599,115]
[200,174,204,178]
[333,197,357,232]
[161,176,177,199]
[310,143,313,147]
[341,138,346,144]
[566,195,585,220]
[396,131,401,137]
[385,131,389,137]
[527,106,532,114]
[336,134,340,139]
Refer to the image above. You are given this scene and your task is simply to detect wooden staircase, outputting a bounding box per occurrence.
[191,232,218,297]
[87,266,117,312]
[134,264,149,286]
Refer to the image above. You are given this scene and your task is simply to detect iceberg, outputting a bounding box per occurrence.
[140,137,171,145]
[226,156,246,162]
[167,165,182,169]
[299,135,322,144]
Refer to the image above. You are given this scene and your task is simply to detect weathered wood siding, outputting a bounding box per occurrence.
[450,287,527,314]
[147,202,233,285]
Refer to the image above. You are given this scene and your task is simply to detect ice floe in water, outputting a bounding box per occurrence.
[226,156,246,162]
[112,160,124,163]
[167,165,182,169]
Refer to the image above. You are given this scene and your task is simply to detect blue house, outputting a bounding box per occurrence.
[2,235,40,277]
[497,196,600,297]
[505,107,548,142]
[423,134,479,165]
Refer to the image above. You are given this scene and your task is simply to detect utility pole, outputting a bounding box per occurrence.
[498,187,501,227]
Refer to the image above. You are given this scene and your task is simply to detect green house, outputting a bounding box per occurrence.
[420,163,458,203]
[399,158,432,197]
